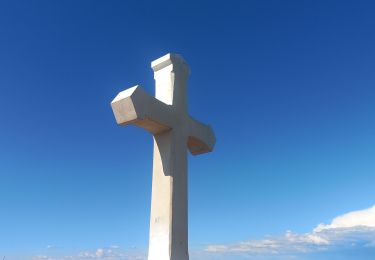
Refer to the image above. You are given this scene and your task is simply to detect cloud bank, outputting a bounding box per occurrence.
[203,205,375,259]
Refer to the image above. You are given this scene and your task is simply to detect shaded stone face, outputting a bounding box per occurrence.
[111,53,215,260]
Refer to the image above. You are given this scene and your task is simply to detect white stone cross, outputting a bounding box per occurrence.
[111,53,215,260]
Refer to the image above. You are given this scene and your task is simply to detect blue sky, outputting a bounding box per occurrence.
[0,0,375,259]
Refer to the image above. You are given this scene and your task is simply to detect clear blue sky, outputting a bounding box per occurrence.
[1,1,375,259]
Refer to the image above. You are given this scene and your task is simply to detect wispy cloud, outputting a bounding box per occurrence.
[32,246,146,260]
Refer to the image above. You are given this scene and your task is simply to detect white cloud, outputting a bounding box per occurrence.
[204,204,375,257]
[314,204,375,232]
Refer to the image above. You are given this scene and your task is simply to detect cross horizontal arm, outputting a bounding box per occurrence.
[187,117,216,155]
[111,86,176,135]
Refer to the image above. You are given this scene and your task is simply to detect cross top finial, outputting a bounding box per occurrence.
[151,53,190,74]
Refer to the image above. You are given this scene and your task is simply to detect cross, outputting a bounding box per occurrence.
[111,53,215,260]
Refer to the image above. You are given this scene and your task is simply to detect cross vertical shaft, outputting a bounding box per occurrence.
[149,130,188,260]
